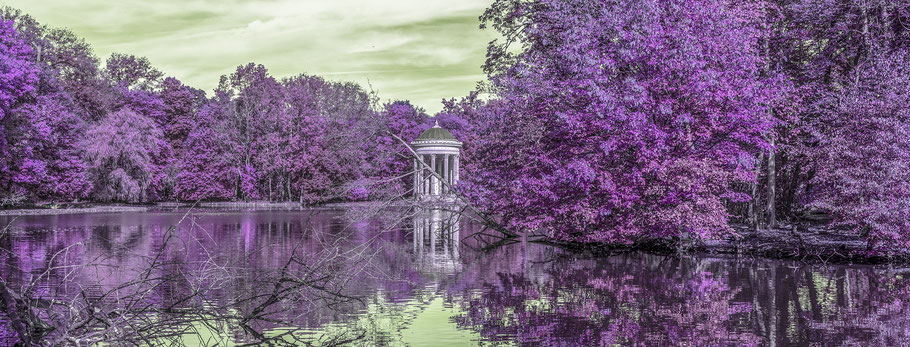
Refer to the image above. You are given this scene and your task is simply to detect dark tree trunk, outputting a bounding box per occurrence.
[768,139,777,228]
[751,153,764,231]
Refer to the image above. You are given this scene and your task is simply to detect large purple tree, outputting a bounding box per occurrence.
[280,75,375,203]
[8,94,91,201]
[434,93,484,183]
[467,0,786,243]
[0,19,90,204]
[81,108,169,203]
[160,77,200,154]
[1,8,114,121]
[810,50,910,252]
[0,19,40,203]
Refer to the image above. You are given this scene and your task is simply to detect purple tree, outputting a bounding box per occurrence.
[434,93,485,182]
[116,88,167,125]
[175,102,235,201]
[810,50,910,252]
[211,63,286,200]
[0,19,91,204]
[368,101,431,197]
[160,77,200,154]
[81,108,170,202]
[0,19,37,120]
[0,19,40,203]
[467,0,786,243]
[0,8,114,121]
[8,94,91,201]
[766,1,910,223]
[280,76,335,203]
[105,54,168,125]
[104,53,163,91]
[280,75,377,203]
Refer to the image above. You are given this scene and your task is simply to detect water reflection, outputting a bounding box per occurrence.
[413,208,461,274]
[1,209,909,345]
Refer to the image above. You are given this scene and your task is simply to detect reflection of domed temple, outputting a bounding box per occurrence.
[411,121,462,202]
[412,208,462,274]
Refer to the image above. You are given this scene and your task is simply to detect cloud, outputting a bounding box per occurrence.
[1,0,497,113]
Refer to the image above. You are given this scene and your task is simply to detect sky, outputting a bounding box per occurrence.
[0,0,497,114]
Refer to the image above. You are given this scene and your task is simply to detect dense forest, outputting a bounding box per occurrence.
[0,7,443,206]
[2,0,910,252]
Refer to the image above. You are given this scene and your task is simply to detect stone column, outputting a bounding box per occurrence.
[420,154,430,195]
[453,154,460,184]
[442,154,449,194]
[451,154,455,188]
[429,154,437,195]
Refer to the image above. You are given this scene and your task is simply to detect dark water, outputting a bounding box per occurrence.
[1,208,909,346]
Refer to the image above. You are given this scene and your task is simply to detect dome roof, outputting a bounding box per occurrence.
[415,121,457,141]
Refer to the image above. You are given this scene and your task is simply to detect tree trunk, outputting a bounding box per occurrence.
[861,4,871,51]
[235,170,242,200]
[750,152,764,231]
[785,161,801,219]
[768,138,776,228]
[755,21,773,231]
[0,280,52,344]
[32,44,42,63]
[882,1,892,48]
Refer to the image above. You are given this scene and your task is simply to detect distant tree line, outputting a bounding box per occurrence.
[0,8,440,206]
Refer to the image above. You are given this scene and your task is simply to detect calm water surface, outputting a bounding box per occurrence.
[1,208,909,346]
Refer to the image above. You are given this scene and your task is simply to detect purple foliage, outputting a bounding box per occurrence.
[0,19,37,121]
[175,102,235,201]
[368,101,432,195]
[811,50,910,251]
[104,53,163,91]
[0,20,90,202]
[1,3,909,251]
[81,108,169,203]
[466,0,786,243]
[160,77,198,154]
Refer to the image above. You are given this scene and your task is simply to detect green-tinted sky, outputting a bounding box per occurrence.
[0,0,496,114]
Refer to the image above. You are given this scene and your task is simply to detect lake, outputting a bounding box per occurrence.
[1,207,909,346]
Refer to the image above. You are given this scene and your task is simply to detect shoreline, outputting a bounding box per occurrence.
[3,204,905,265]
[0,200,403,216]
[0,205,151,216]
[534,223,910,265]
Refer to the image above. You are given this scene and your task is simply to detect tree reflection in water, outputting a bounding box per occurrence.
[443,242,910,346]
[415,209,910,346]
[1,208,909,345]
[448,251,761,346]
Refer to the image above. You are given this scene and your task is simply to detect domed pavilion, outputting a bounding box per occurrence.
[411,121,462,201]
